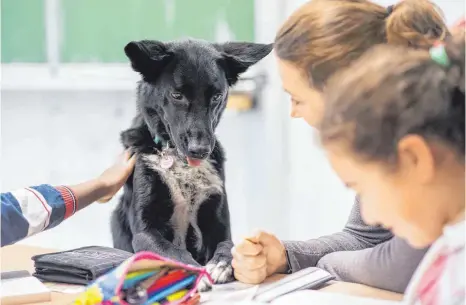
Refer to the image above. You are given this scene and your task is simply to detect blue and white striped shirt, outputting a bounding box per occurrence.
[1,184,76,247]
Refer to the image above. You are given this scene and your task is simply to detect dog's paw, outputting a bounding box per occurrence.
[197,260,234,292]
[208,260,234,284]
[197,276,213,292]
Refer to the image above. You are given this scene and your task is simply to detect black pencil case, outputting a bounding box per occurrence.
[32,246,133,285]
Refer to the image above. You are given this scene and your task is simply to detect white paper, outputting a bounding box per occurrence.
[0,276,50,297]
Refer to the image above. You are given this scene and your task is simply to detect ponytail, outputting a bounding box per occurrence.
[274,0,450,88]
[321,29,465,161]
[385,0,449,48]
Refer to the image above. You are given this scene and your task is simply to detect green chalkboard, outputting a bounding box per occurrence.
[61,0,255,63]
[1,0,47,63]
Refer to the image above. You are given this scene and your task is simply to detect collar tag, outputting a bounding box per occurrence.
[160,155,174,169]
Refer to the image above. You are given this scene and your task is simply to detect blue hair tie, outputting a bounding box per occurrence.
[429,44,451,67]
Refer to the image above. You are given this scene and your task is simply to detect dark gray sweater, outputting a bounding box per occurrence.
[282,199,428,293]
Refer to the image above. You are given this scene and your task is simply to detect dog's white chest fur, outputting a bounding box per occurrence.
[143,153,223,251]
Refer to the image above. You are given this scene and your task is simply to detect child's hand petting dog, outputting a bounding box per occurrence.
[97,150,136,203]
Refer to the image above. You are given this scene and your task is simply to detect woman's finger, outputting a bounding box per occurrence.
[234,239,263,256]
[233,267,267,284]
[232,252,267,270]
[254,230,279,248]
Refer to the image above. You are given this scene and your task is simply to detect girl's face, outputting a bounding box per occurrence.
[325,137,465,248]
[277,57,325,128]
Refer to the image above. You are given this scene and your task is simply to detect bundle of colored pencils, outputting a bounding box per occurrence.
[72,251,208,305]
[120,268,200,305]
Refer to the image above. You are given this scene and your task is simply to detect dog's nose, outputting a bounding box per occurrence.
[187,142,211,159]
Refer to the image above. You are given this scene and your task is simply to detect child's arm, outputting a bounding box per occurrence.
[0,151,135,247]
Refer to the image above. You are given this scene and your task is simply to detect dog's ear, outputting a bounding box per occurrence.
[216,42,273,85]
[124,40,173,82]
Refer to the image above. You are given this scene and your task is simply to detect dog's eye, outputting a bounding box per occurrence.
[170,92,183,100]
[212,93,223,102]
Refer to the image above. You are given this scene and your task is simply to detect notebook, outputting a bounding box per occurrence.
[253,267,334,302]
[203,267,334,303]
[0,274,51,305]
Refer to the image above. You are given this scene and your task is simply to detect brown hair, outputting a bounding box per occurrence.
[275,0,449,89]
[320,30,465,164]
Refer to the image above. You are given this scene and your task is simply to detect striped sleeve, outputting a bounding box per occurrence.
[1,184,76,247]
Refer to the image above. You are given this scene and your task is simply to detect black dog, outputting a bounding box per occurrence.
[111,39,273,287]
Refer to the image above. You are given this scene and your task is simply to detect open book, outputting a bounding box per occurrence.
[202,267,402,304]
[203,266,334,303]
[253,267,334,302]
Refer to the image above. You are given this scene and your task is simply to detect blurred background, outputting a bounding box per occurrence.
[1,0,464,250]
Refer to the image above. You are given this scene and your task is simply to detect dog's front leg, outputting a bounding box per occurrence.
[197,196,235,291]
[198,239,235,292]
[206,240,235,282]
[132,229,201,267]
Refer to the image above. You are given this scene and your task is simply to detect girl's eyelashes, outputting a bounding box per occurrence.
[292,98,303,105]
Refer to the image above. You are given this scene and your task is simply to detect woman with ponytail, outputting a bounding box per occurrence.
[232,0,453,294]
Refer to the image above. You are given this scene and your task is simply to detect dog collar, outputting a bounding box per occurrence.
[154,135,172,153]
[154,135,171,148]
[154,135,164,145]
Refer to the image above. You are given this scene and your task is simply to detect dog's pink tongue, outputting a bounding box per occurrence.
[187,157,202,167]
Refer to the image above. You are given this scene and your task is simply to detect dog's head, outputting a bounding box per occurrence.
[125,39,273,166]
